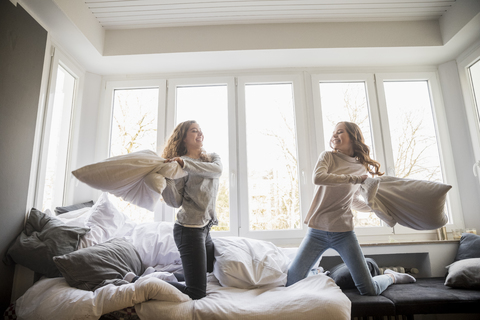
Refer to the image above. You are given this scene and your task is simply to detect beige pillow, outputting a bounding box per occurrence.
[367,175,451,230]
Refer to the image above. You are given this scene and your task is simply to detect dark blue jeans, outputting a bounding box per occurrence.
[166,223,214,300]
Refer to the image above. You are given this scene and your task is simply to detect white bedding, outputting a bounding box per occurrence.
[15,194,351,320]
[15,275,191,320]
[16,273,350,320]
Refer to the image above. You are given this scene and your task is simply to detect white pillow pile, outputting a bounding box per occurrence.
[124,221,181,271]
[60,193,181,272]
[212,237,291,289]
[81,193,137,247]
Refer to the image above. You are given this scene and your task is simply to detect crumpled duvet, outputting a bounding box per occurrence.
[15,273,350,320]
[353,175,451,230]
[72,150,187,211]
[15,275,191,320]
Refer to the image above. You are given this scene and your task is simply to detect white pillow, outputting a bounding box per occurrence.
[72,150,187,211]
[81,193,137,247]
[55,207,92,228]
[124,221,181,271]
[212,237,291,289]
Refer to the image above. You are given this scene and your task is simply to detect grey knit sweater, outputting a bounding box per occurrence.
[161,153,222,227]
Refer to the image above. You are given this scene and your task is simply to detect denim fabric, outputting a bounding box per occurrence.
[286,228,393,295]
[166,223,214,300]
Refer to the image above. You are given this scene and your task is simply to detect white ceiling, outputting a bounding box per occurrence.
[85,0,456,29]
[16,0,480,75]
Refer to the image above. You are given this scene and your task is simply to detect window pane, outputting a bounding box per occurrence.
[42,65,75,212]
[469,60,480,125]
[318,82,381,227]
[109,88,159,223]
[175,85,230,232]
[383,81,443,181]
[383,81,449,220]
[245,83,301,231]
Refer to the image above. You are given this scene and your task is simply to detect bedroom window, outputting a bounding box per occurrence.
[312,73,462,238]
[40,65,76,212]
[375,72,462,233]
[173,84,231,232]
[467,59,480,183]
[164,76,311,240]
[468,60,480,133]
[382,81,444,182]
[164,77,238,234]
[36,48,83,213]
[317,81,381,228]
[237,75,311,241]
[311,74,388,236]
[107,87,160,223]
[243,83,301,231]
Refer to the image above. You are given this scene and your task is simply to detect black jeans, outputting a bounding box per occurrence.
[167,223,215,300]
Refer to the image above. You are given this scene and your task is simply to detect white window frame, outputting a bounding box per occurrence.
[95,68,465,244]
[457,44,480,186]
[310,73,393,237]
[35,46,85,211]
[236,74,312,242]
[375,72,464,234]
[98,79,167,221]
[165,77,238,237]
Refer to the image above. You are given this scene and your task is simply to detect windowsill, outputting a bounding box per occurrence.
[359,239,459,247]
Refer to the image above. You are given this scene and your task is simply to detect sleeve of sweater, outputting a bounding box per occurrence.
[161,178,185,208]
[182,153,223,179]
[312,151,364,186]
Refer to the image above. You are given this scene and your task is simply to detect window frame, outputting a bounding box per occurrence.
[375,72,464,233]
[94,69,465,244]
[310,73,393,237]
[457,44,480,186]
[164,76,239,237]
[35,46,85,211]
[98,79,167,221]
[236,74,312,241]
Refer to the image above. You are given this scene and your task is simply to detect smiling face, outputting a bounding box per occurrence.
[331,122,354,156]
[183,122,204,152]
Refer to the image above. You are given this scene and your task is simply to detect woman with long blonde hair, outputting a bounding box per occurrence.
[286,121,415,295]
[161,120,222,300]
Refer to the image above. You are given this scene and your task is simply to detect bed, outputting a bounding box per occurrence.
[5,193,351,320]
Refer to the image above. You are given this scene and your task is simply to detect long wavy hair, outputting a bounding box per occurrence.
[161,120,210,162]
[330,121,384,176]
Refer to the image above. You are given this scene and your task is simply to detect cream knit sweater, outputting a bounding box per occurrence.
[304,151,367,232]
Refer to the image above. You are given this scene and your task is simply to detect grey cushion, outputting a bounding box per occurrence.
[53,238,144,291]
[445,258,480,289]
[328,257,380,290]
[54,200,94,215]
[455,233,480,261]
[4,208,90,277]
